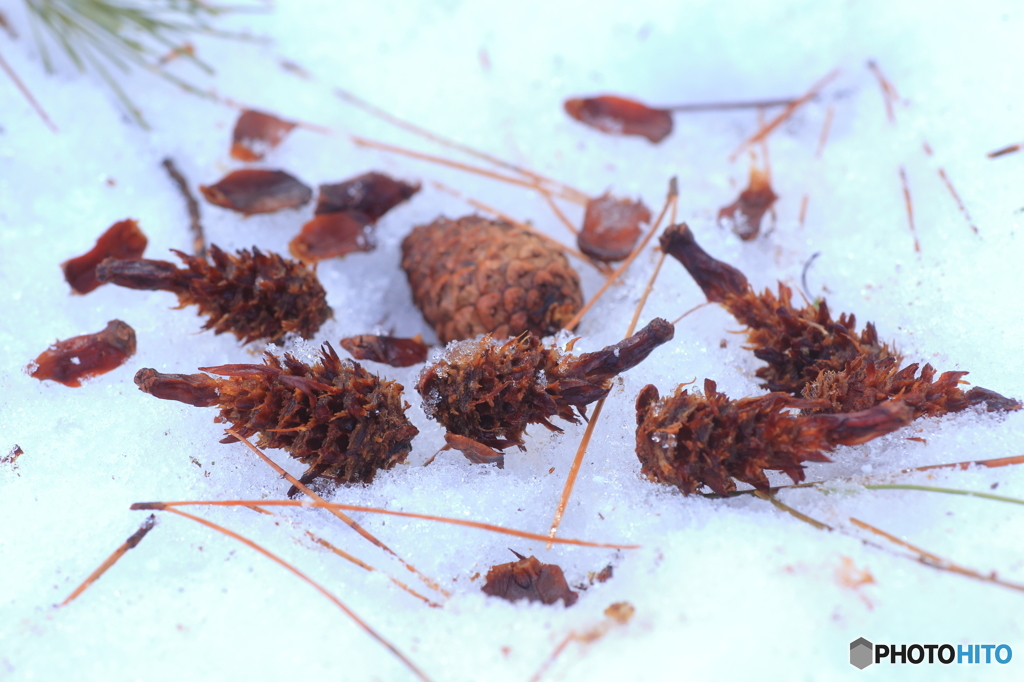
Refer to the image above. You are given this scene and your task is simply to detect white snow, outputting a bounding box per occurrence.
[2,1,1023,681]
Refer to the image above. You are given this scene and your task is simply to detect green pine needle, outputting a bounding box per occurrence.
[22,0,260,128]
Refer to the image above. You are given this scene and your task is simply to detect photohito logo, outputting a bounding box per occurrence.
[850,638,1012,668]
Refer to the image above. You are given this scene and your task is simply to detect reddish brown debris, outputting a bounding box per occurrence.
[635,379,913,495]
[418,318,674,449]
[717,166,778,240]
[401,216,583,343]
[578,194,651,261]
[340,334,428,368]
[482,551,578,606]
[230,110,297,162]
[29,320,136,387]
[134,344,418,486]
[200,170,312,216]
[444,433,505,468]
[61,219,147,294]
[660,224,1021,417]
[564,95,673,144]
[2,445,24,468]
[289,212,374,263]
[96,245,331,344]
[988,143,1021,159]
[315,172,420,220]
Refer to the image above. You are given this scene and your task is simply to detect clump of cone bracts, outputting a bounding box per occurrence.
[635,379,913,495]
[97,245,331,344]
[135,344,418,487]
[401,216,583,343]
[660,224,1020,418]
[418,318,674,449]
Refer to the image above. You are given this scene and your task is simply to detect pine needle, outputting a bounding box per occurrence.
[21,0,260,127]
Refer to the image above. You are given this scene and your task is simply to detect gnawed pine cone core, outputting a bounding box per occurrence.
[418,318,674,449]
[635,379,913,495]
[134,344,418,486]
[401,215,583,343]
[660,224,1020,418]
[97,245,331,344]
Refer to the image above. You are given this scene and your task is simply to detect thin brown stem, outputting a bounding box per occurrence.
[0,47,58,132]
[898,166,921,253]
[987,143,1021,159]
[60,515,156,606]
[547,399,606,547]
[665,96,799,113]
[132,499,639,549]
[226,429,450,598]
[160,507,432,681]
[729,69,840,161]
[815,104,835,159]
[850,517,1024,595]
[335,87,589,202]
[539,188,580,235]
[353,135,586,204]
[161,157,205,257]
[755,491,832,531]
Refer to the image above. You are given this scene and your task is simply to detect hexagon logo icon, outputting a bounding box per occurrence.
[850,638,874,669]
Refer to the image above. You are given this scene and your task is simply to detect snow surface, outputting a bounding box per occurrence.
[2,1,1024,680]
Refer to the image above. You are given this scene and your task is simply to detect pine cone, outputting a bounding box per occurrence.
[418,318,674,449]
[634,379,913,495]
[660,224,1020,417]
[97,245,331,344]
[401,216,583,343]
[134,344,418,486]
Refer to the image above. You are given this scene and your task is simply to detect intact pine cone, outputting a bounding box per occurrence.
[134,344,418,487]
[418,318,674,449]
[401,216,583,343]
[660,224,1020,418]
[97,245,331,344]
[635,379,913,495]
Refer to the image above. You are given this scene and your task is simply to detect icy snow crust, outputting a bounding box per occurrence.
[2,1,1023,681]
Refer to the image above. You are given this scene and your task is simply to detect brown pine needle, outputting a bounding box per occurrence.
[755,491,832,531]
[849,517,1024,595]
[898,166,921,253]
[867,60,902,124]
[353,135,586,204]
[798,194,810,227]
[161,157,206,257]
[548,182,679,544]
[670,301,711,326]
[936,168,979,235]
[665,96,799,113]
[547,399,606,547]
[988,143,1021,159]
[563,177,678,331]
[729,69,839,161]
[815,104,835,158]
[306,532,439,607]
[539,188,580,235]
[529,603,635,682]
[159,507,433,681]
[226,428,450,598]
[706,453,1024,498]
[0,47,58,132]
[335,87,589,202]
[60,514,157,606]
[914,453,1024,472]
[132,500,638,549]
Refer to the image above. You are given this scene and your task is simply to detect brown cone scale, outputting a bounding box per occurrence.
[134,344,418,487]
[401,216,583,343]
